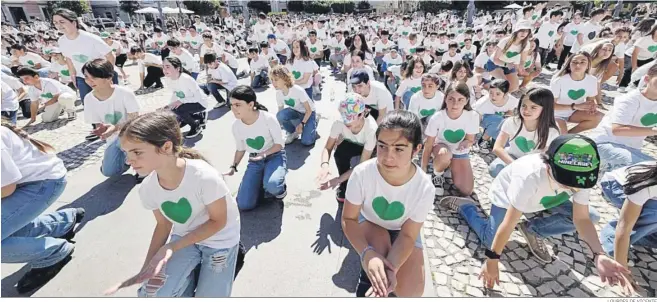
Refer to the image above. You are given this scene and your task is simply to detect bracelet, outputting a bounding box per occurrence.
[593,251,606,262]
[230,165,238,172]
[485,248,501,260]
[320,161,330,167]
[360,246,375,264]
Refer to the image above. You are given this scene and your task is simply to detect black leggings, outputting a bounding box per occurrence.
[557,45,572,70]
[334,140,365,194]
[619,56,653,88]
[143,66,164,88]
[172,102,206,130]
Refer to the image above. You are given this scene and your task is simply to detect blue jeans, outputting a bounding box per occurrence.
[304,87,313,99]
[599,178,657,255]
[401,89,414,110]
[137,235,238,297]
[484,59,517,75]
[488,154,518,178]
[236,151,287,211]
[1,177,76,269]
[459,201,599,248]
[276,108,317,146]
[251,70,268,88]
[191,72,199,80]
[596,142,655,174]
[481,113,505,140]
[77,73,119,105]
[1,65,12,76]
[1,110,17,125]
[36,67,50,78]
[101,138,129,177]
[200,83,228,104]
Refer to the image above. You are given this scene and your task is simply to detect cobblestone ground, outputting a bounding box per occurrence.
[15,62,656,298]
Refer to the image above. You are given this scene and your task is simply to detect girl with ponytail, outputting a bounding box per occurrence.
[224,85,288,211]
[1,122,85,294]
[106,110,241,297]
[163,56,208,139]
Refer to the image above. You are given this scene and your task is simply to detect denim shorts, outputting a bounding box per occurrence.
[358,213,423,249]
[452,152,470,159]
[484,59,516,75]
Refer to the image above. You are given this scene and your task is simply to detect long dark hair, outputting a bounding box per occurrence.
[501,29,531,54]
[450,60,473,82]
[402,56,425,79]
[164,57,191,77]
[590,42,615,78]
[288,39,310,64]
[119,111,207,161]
[510,88,559,150]
[349,33,372,55]
[556,50,591,78]
[376,110,423,149]
[440,82,472,111]
[633,18,655,36]
[623,162,657,196]
[230,85,268,111]
[52,8,81,30]
[2,122,55,153]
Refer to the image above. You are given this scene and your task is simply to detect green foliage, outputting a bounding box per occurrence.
[287,1,304,12]
[46,0,91,16]
[305,1,332,14]
[119,0,141,16]
[182,0,223,15]
[357,1,371,10]
[247,1,272,13]
[330,1,355,13]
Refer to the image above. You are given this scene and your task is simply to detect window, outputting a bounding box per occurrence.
[105,12,113,19]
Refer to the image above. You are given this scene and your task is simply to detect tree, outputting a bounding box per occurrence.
[119,0,141,18]
[287,1,304,12]
[247,1,272,13]
[357,1,371,10]
[418,1,452,14]
[46,0,91,17]
[330,1,355,14]
[182,0,223,16]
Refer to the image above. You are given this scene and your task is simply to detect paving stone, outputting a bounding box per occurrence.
[503,282,520,296]
[557,275,576,288]
[536,283,553,295]
[546,281,564,294]
[567,287,590,297]
[445,256,458,266]
[574,263,587,275]
[518,284,537,296]
[456,265,470,274]
[453,273,469,284]
[514,248,528,259]
[558,253,574,266]
[436,286,452,297]
[509,260,529,271]
[453,237,466,248]
[426,239,436,248]
[438,265,453,275]
[468,277,483,288]
[573,250,586,263]
[433,272,448,286]
[430,259,442,267]
[558,245,572,255]
[451,279,466,292]
[508,273,524,284]
[433,230,444,237]
[433,248,448,258]
[524,259,540,269]
[507,251,518,261]
[637,253,655,263]
[466,286,484,297]
[564,240,581,250]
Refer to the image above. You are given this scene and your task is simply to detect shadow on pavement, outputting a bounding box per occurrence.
[1,265,32,297]
[239,198,284,253]
[56,140,105,172]
[23,119,72,136]
[183,133,204,147]
[57,174,135,232]
[284,143,312,170]
[311,204,347,255]
[332,249,359,294]
[207,106,230,121]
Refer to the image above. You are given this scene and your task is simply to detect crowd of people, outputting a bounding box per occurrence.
[1,1,657,298]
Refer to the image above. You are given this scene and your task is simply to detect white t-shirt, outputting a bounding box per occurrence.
[382,53,403,68]
[588,89,657,150]
[375,40,396,54]
[270,40,290,57]
[200,43,223,59]
[254,21,274,42]
[395,76,422,98]
[58,31,112,76]
[18,52,51,69]
[625,36,657,61]
[535,21,559,49]
[461,45,478,61]
[288,59,315,89]
[27,78,76,105]
[276,84,315,114]
[500,117,560,158]
[222,52,239,69]
[345,159,434,230]
[1,81,19,112]
[424,109,480,155]
[562,22,582,47]
[408,91,445,119]
[249,55,269,73]
[153,33,170,49]
[307,39,325,57]
[604,162,657,206]
[474,51,491,79]
[550,74,598,118]
[169,48,200,73]
[474,94,519,116]
[361,81,394,111]
[329,116,378,151]
[1,126,66,186]
[186,34,203,50]
[140,159,240,249]
[490,153,591,213]
[207,63,238,92]
[49,61,72,83]
[496,37,530,65]
[137,53,163,74]
[571,21,602,53]
[232,111,284,154]
[441,52,463,64]
[83,85,140,141]
[328,37,347,55]
[108,40,122,56]
[166,73,208,109]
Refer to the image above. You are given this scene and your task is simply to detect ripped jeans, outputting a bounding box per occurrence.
[138,235,239,297]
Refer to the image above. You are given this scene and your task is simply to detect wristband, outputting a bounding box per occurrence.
[360,245,375,263]
[230,165,238,172]
[485,248,501,260]
[593,251,606,262]
[321,161,330,167]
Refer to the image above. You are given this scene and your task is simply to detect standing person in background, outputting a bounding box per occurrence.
[557,13,582,70]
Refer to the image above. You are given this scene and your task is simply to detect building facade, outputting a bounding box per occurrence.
[1,0,49,25]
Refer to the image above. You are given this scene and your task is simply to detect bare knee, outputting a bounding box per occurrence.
[395,281,424,297]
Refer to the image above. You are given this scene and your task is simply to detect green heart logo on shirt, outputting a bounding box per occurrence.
[524,60,532,68]
[410,86,421,93]
[104,111,123,125]
[372,196,405,221]
[292,71,302,79]
[284,98,295,107]
[409,48,416,53]
[505,51,519,58]
[570,30,578,35]
[45,50,52,54]
[587,32,596,40]
[640,113,657,126]
[60,70,70,76]
[567,89,586,100]
[246,136,265,150]
[443,129,465,144]
[402,31,409,36]
[27,60,35,66]
[539,191,570,209]
[459,42,465,47]
[532,15,538,20]
[72,54,89,63]
[161,197,192,224]
[157,41,164,45]
[310,47,317,52]
[335,47,341,51]
[515,136,536,153]
[192,41,198,45]
[175,91,186,99]
[420,108,436,117]
[112,48,117,52]
[548,30,554,37]
[495,111,505,116]
[40,92,54,99]
[648,45,657,52]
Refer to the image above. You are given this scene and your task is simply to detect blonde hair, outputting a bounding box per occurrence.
[269,65,294,88]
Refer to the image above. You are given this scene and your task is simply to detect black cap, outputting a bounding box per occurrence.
[349,70,370,85]
[546,134,600,189]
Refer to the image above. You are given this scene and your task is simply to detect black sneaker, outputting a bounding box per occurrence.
[478,139,492,154]
[56,208,85,243]
[16,252,73,294]
[336,186,345,203]
[275,185,287,199]
[85,134,100,142]
[185,127,202,138]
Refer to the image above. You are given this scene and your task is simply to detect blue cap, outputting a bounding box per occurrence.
[267,34,276,39]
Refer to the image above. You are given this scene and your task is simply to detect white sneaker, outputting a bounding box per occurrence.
[67,111,77,121]
[284,133,299,145]
[214,101,226,108]
[618,87,626,93]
